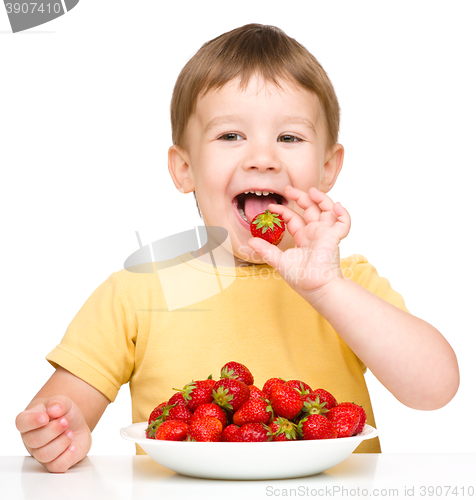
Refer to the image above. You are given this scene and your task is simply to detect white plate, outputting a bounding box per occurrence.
[120,422,378,480]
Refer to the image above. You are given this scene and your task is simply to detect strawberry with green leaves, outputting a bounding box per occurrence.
[285,380,312,400]
[298,414,337,440]
[250,210,285,245]
[173,380,214,412]
[220,361,254,385]
[212,378,250,412]
[300,388,337,418]
[267,417,298,441]
[148,401,167,425]
[308,388,338,410]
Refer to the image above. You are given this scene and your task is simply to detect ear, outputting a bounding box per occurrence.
[320,143,344,193]
[168,145,195,193]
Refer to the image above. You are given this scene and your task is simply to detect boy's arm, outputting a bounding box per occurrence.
[15,367,109,473]
[248,186,459,410]
[306,277,459,410]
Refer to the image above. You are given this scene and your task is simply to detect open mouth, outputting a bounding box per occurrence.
[234,190,286,224]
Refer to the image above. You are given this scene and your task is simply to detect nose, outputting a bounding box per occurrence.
[241,141,281,172]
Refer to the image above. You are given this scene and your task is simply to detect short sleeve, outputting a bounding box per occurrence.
[46,272,137,402]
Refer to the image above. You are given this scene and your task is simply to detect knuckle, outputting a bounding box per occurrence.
[15,413,24,432]
[46,455,72,474]
[24,431,43,449]
[32,446,52,464]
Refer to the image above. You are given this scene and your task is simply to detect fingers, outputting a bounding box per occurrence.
[29,429,75,467]
[247,237,283,269]
[43,445,79,474]
[284,185,322,224]
[16,395,80,472]
[266,203,306,238]
[332,201,351,240]
[16,396,72,433]
[21,414,71,450]
[15,407,49,434]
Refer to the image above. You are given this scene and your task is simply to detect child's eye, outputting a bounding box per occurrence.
[219,133,244,141]
[278,135,302,143]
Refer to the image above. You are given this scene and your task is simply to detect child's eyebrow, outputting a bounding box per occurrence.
[203,115,242,134]
[280,116,317,134]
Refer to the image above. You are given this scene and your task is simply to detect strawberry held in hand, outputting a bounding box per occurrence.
[250,210,285,245]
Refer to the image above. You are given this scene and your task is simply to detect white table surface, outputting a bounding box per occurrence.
[1,454,475,500]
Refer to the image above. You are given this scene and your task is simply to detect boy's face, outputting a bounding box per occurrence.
[169,75,343,264]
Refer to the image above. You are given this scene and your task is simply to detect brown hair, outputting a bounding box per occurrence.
[170,24,340,151]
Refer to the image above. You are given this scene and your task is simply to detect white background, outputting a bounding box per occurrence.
[1,0,475,457]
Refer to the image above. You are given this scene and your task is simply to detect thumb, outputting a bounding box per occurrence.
[247,238,283,269]
[45,395,72,420]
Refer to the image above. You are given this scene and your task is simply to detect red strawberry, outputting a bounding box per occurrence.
[300,388,338,418]
[233,398,273,426]
[212,378,250,412]
[338,402,367,435]
[299,414,337,440]
[309,388,338,410]
[191,403,228,429]
[148,401,167,425]
[250,210,285,245]
[168,392,187,407]
[221,424,241,442]
[146,401,168,438]
[188,417,223,442]
[220,361,254,385]
[262,377,286,398]
[326,404,361,438]
[173,380,214,412]
[249,385,267,400]
[154,420,189,441]
[285,380,312,400]
[269,383,303,420]
[163,403,193,424]
[267,417,298,441]
[239,423,270,442]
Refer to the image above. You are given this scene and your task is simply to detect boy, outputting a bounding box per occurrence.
[15,24,459,473]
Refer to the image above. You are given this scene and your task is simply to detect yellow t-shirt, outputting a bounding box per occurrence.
[46,253,409,453]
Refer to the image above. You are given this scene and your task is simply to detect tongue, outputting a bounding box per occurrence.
[244,194,278,222]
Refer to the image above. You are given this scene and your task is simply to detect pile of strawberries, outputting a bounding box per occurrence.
[146,361,367,442]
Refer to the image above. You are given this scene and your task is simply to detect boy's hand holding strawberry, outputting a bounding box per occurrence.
[248,185,458,411]
[248,185,350,309]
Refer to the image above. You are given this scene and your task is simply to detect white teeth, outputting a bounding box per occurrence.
[238,207,251,223]
[241,190,275,196]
